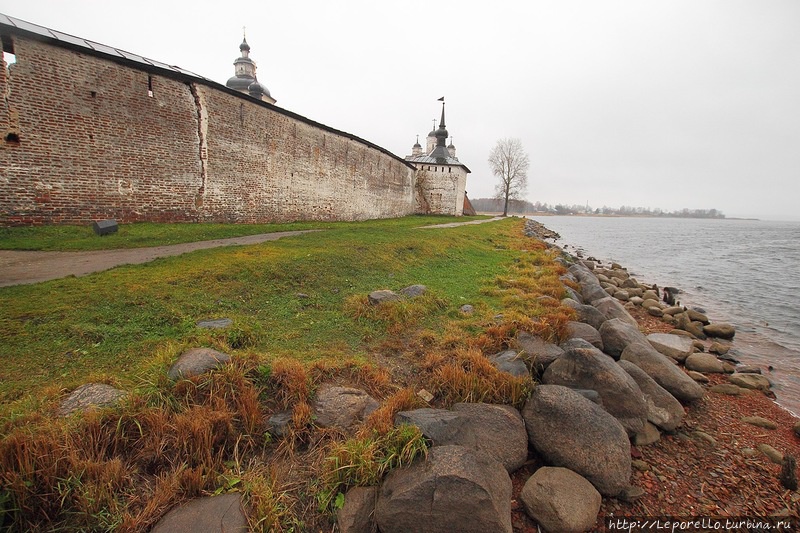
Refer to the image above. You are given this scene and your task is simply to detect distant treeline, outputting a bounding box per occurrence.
[470,198,725,219]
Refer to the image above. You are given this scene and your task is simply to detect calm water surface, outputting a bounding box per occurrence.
[532,216,800,415]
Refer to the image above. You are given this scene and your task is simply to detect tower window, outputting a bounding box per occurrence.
[147,75,154,97]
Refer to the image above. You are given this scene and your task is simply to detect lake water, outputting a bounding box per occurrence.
[531,215,800,416]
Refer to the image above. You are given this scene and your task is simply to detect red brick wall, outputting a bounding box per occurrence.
[0,34,414,226]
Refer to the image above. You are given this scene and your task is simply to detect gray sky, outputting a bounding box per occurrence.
[3,0,799,220]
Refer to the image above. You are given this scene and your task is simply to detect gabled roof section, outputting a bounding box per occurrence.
[0,13,415,170]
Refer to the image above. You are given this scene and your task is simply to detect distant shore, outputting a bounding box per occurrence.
[477,211,760,221]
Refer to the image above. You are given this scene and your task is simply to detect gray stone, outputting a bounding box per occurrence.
[395,408,468,445]
[687,370,710,383]
[521,385,631,496]
[614,290,630,302]
[168,347,231,380]
[709,342,730,355]
[647,333,694,363]
[687,309,710,324]
[150,493,247,533]
[736,366,762,374]
[562,298,607,330]
[58,383,128,416]
[634,421,661,446]
[375,445,512,533]
[641,298,661,310]
[642,290,659,302]
[647,307,664,317]
[729,373,771,391]
[516,332,565,373]
[593,296,638,326]
[543,344,647,436]
[520,467,601,533]
[663,306,684,316]
[561,321,604,351]
[452,402,529,473]
[620,342,705,402]
[757,443,784,465]
[267,410,293,438]
[704,323,736,339]
[793,420,800,437]
[489,350,529,378]
[618,360,685,432]
[564,286,583,303]
[599,318,648,359]
[581,281,610,304]
[619,486,647,502]
[459,304,474,314]
[742,416,777,430]
[368,289,403,305]
[709,383,746,396]
[314,385,379,430]
[196,318,233,329]
[337,486,377,533]
[692,431,717,446]
[685,353,725,374]
[400,284,427,298]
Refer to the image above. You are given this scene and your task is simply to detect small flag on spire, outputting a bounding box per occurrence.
[437,96,445,101]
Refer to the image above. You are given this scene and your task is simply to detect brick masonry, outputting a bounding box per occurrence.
[0,34,417,226]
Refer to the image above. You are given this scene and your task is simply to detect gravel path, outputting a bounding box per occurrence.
[0,230,319,287]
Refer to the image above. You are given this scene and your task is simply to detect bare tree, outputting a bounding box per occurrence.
[488,138,529,216]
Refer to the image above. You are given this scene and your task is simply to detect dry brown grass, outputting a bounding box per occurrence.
[0,217,575,531]
[424,347,534,408]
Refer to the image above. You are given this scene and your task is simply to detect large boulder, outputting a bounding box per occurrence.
[375,445,512,533]
[452,403,529,473]
[168,347,231,380]
[729,373,771,391]
[617,359,685,432]
[685,353,725,374]
[151,493,247,533]
[647,333,694,363]
[58,383,128,416]
[560,321,604,351]
[593,297,638,326]
[489,350,529,378]
[542,344,647,436]
[516,332,565,374]
[313,385,379,430]
[620,342,704,402]
[581,281,609,304]
[568,263,597,284]
[337,486,377,533]
[562,298,607,330]
[521,385,631,496]
[368,290,402,305]
[704,323,736,340]
[599,318,648,359]
[520,467,601,533]
[395,408,467,445]
[396,404,528,473]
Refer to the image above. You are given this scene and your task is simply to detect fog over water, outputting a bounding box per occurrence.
[533,215,800,415]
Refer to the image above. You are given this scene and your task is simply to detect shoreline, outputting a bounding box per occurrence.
[516,220,800,529]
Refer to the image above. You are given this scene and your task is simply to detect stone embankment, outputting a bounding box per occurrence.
[55,220,799,532]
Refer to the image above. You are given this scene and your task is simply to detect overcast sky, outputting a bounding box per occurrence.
[2,1,798,220]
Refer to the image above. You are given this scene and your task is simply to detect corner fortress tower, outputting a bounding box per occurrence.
[406,99,472,216]
[225,34,275,104]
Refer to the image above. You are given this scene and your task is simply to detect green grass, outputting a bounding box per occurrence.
[0,215,521,413]
[0,221,334,251]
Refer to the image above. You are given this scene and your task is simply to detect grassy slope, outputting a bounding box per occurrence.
[0,215,573,531]
[0,216,518,410]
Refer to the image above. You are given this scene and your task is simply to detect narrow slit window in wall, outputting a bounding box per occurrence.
[147,75,154,97]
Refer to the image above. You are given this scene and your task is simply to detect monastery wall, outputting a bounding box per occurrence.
[0,34,415,226]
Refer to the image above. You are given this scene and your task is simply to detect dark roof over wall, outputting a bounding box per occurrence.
[0,13,415,170]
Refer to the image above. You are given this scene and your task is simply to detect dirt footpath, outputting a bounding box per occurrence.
[0,230,319,287]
